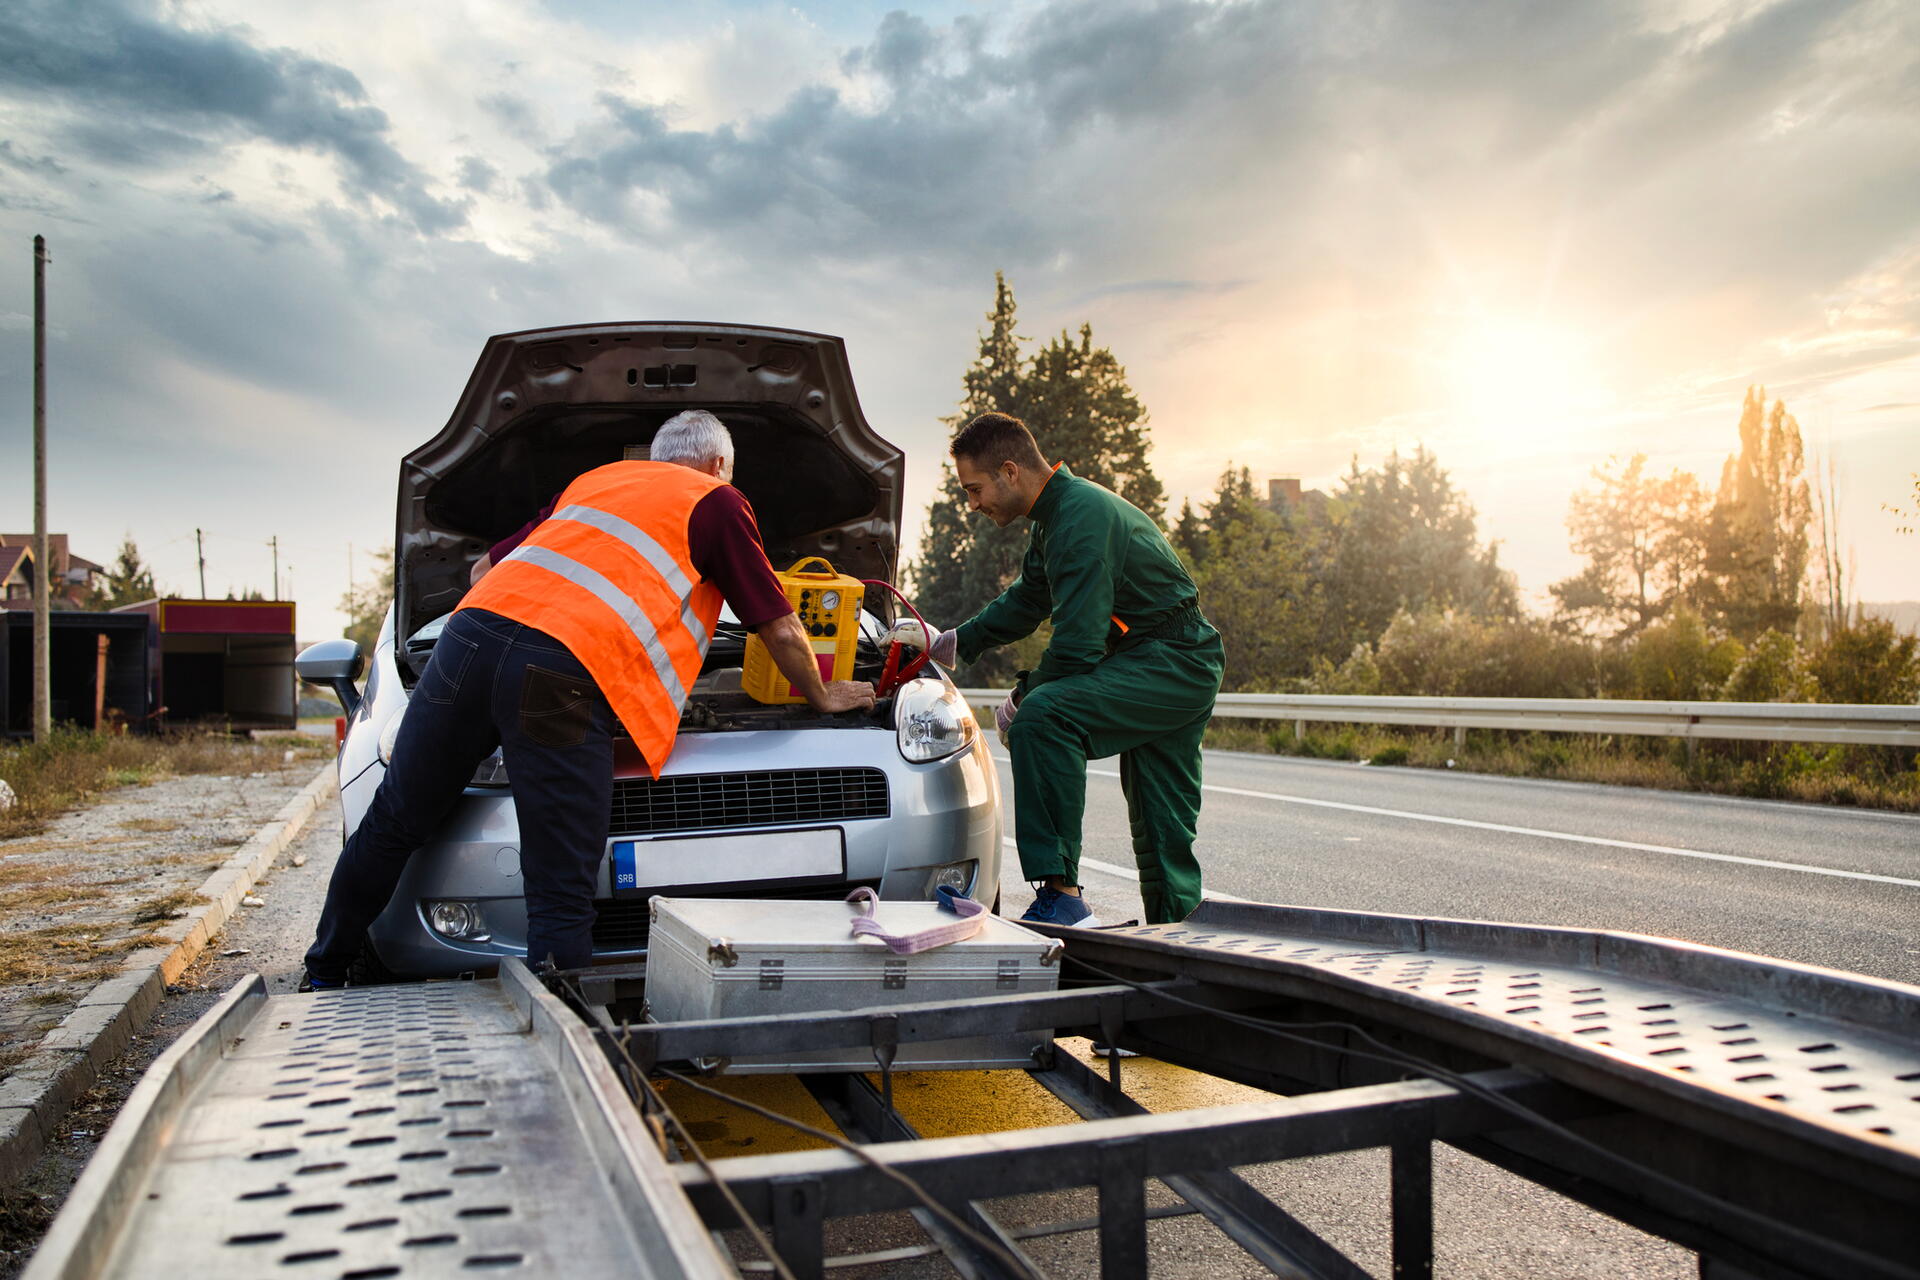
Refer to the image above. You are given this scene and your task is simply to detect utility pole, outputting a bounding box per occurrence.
[196,527,207,597]
[31,235,51,743]
[270,535,279,601]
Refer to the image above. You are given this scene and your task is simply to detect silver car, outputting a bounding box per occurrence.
[298,322,1002,979]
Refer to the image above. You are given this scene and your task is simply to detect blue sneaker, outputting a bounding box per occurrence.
[1020,884,1101,928]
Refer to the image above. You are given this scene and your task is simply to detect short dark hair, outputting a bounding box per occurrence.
[950,412,1045,471]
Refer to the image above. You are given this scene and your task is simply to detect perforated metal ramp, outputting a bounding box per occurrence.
[1067,901,1920,1176]
[28,964,730,1280]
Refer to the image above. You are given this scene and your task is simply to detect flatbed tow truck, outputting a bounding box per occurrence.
[24,897,1920,1280]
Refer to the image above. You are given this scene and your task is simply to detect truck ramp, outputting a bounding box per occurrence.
[618,900,1920,1280]
[26,899,1920,1280]
[26,962,729,1280]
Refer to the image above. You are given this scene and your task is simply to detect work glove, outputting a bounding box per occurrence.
[995,691,1018,739]
[881,620,958,668]
[928,628,957,667]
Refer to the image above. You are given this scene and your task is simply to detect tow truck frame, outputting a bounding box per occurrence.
[27,898,1920,1280]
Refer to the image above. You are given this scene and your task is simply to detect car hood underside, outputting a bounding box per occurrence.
[394,323,905,641]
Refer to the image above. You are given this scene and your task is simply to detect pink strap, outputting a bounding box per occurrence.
[845,886,987,955]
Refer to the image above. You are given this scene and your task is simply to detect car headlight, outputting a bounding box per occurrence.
[469,749,509,788]
[377,708,404,764]
[895,677,976,762]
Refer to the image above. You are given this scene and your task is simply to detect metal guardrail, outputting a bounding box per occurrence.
[960,689,1920,748]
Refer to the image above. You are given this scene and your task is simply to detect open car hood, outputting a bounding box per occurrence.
[394,323,905,643]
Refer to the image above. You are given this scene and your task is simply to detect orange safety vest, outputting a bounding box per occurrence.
[458,461,729,777]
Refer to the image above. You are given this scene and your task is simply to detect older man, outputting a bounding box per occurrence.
[916,412,1225,927]
[303,410,874,987]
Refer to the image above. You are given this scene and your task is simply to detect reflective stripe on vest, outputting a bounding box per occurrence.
[548,504,711,650]
[498,542,694,708]
[457,459,729,776]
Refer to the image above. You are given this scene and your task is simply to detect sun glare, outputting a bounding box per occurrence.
[1445,319,1593,439]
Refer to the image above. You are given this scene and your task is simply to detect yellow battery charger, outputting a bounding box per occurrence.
[742,557,865,705]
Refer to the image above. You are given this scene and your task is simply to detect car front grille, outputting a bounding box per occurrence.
[608,767,890,836]
[591,879,882,953]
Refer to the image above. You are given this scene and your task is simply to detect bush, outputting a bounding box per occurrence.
[1368,745,1410,766]
[1623,607,1743,700]
[1809,619,1920,704]
[1305,644,1382,695]
[1368,609,1596,698]
[1721,629,1817,702]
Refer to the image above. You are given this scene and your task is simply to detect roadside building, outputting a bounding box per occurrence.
[114,598,298,731]
[0,534,106,610]
[0,545,28,607]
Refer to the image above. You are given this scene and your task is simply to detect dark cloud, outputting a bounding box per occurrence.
[456,156,499,194]
[478,91,541,142]
[528,0,1918,319]
[525,2,1654,267]
[0,0,464,233]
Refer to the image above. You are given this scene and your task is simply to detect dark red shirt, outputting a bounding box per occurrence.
[489,486,793,628]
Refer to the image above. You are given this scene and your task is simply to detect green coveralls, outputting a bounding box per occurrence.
[955,465,1226,924]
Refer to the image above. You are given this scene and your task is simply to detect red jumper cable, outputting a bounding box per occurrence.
[861,579,937,697]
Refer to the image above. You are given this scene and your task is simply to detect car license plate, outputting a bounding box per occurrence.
[609,827,844,896]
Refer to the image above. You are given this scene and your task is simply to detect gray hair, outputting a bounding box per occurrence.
[650,409,734,469]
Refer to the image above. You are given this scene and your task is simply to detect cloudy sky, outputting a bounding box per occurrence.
[2,0,1916,637]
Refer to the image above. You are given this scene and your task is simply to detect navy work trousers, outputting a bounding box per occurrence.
[304,608,616,981]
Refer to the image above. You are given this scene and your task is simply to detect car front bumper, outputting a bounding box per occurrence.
[358,727,1002,977]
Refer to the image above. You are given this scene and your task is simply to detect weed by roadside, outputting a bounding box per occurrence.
[131,890,204,924]
[0,923,170,987]
[1203,720,1920,813]
[0,729,326,839]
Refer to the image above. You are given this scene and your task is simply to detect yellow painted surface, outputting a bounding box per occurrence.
[670,1039,1276,1161]
[655,1073,841,1158]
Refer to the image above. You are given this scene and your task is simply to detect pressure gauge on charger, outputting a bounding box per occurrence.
[821,591,840,611]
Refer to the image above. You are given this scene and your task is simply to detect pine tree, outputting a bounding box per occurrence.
[1023,325,1164,524]
[85,536,158,609]
[910,273,1166,681]
[910,273,1028,659]
[1171,499,1206,567]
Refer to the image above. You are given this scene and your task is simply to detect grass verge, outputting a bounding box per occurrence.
[1204,719,1920,813]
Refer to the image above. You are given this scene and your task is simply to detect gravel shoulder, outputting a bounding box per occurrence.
[0,752,328,1076]
[0,797,341,1276]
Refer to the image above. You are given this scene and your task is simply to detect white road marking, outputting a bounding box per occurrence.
[1105,770,1920,891]
[988,754,1919,891]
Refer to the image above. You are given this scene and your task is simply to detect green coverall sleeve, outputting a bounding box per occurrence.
[954,539,1052,665]
[1028,507,1123,689]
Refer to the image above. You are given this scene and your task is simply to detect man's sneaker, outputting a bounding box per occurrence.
[297,973,344,993]
[1020,885,1100,928]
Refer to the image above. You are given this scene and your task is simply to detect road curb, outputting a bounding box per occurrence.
[0,761,337,1185]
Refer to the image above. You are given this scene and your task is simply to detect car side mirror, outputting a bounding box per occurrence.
[297,638,366,719]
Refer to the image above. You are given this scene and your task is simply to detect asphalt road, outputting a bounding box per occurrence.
[991,748,1920,986]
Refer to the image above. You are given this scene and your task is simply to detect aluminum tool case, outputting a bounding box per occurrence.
[644,896,1063,1073]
